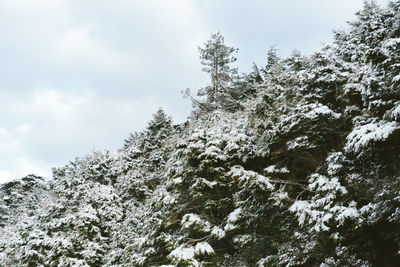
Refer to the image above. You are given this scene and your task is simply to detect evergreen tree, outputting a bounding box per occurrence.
[265,46,279,70]
[198,32,238,104]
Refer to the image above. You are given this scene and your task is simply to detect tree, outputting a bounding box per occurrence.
[124,108,172,149]
[198,32,238,103]
[265,46,279,70]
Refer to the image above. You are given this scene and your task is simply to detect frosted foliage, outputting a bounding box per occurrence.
[183,112,255,162]
[227,207,242,223]
[229,165,274,191]
[194,242,214,255]
[233,234,253,246]
[181,213,211,232]
[191,178,217,190]
[345,120,399,152]
[390,102,400,120]
[264,165,290,174]
[225,207,242,231]
[168,242,214,265]
[271,190,290,206]
[168,246,195,262]
[303,103,341,120]
[0,225,22,262]
[158,189,176,205]
[287,136,313,150]
[326,152,345,176]
[343,83,364,95]
[382,38,400,56]
[319,246,371,267]
[290,174,360,232]
[279,103,340,134]
[76,205,99,225]
[211,226,226,239]
[58,257,89,267]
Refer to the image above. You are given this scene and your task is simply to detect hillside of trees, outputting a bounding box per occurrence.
[1,1,400,266]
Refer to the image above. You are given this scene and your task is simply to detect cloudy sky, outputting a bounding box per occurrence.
[0,0,389,183]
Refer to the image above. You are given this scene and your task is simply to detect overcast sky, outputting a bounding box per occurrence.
[0,0,389,183]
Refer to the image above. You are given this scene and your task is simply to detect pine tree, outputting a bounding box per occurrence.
[198,32,238,104]
[265,46,279,70]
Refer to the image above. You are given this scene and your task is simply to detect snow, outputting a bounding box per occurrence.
[211,226,225,239]
[191,178,217,189]
[383,37,400,51]
[391,103,400,120]
[343,83,364,94]
[345,120,399,152]
[290,173,361,232]
[58,257,89,267]
[309,175,347,194]
[256,175,274,190]
[229,165,274,191]
[186,141,205,153]
[168,242,214,265]
[336,206,359,224]
[183,113,253,164]
[326,152,345,176]
[172,177,183,184]
[189,130,206,141]
[224,207,242,231]
[227,207,242,223]
[287,136,312,150]
[194,242,214,255]
[76,205,100,225]
[181,213,201,228]
[303,103,341,120]
[279,102,341,134]
[271,190,289,205]
[264,165,290,174]
[257,256,275,266]
[233,234,253,245]
[289,201,309,225]
[161,192,176,205]
[181,213,211,232]
[201,145,225,160]
[168,246,195,261]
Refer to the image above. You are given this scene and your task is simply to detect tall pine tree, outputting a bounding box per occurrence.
[198,32,238,104]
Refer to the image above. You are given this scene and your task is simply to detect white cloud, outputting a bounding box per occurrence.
[0,126,50,183]
[53,23,141,77]
[0,0,209,93]
[0,170,13,183]
[0,0,68,12]
[0,89,174,183]
[12,157,50,179]
[0,157,51,184]
[0,127,21,155]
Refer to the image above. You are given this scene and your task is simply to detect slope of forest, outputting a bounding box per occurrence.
[1,1,400,266]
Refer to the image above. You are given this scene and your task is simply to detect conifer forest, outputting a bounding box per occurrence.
[1,1,400,266]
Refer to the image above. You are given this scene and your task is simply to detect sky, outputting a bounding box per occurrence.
[0,0,389,183]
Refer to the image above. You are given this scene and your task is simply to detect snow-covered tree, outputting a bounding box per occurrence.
[198,32,238,104]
